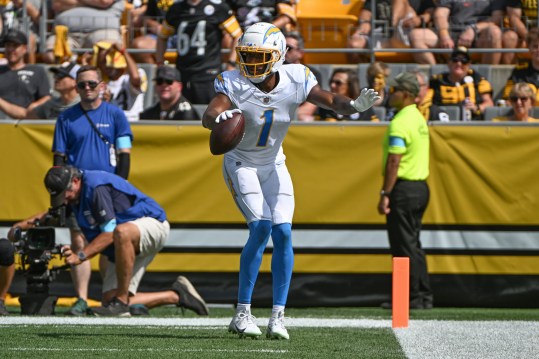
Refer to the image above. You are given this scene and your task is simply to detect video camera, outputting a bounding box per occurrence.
[11,206,68,315]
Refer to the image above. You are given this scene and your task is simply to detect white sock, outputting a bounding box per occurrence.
[237,303,251,314]
[272,305,285,317]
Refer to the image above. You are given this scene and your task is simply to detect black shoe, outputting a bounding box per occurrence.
[91,297,131,317]
[0,300,8,316]
[130,304,150,316]
[171,276,209,316]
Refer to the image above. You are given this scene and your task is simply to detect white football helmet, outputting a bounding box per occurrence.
[235,22,287,83]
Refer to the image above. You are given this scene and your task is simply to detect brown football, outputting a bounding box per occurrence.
[209,111,246,155]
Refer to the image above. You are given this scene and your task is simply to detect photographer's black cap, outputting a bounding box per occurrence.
[44,166,72,208]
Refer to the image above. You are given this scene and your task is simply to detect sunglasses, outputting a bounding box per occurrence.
[286,45,296,51]
[156,78,174,86]
[330,80,346,86]
[451,56,470,64]
[76,81,100,90]
[54,73,69,80]
[509,96,530,102]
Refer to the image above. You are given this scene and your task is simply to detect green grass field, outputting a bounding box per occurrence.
[1,306,538,358]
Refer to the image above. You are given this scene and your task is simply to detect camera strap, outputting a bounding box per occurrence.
[81,107,117,167]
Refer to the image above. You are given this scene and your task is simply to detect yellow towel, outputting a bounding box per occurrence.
[53,25,72,63]
[92,41,127,69]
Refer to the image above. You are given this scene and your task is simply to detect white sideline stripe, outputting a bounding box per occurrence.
[395,320,539,359]
[0,316,391,328]
[2,227,539,250]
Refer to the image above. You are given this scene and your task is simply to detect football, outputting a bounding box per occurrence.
[209,112,246,155]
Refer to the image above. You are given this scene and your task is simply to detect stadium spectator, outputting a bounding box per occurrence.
[408,0,505,65]
[227,0,296,30]
[347,0,413,63]
[378,71,432,310]
[202,22,380,339]
[0,0,41,64]
[139,66,199,121]
[411,69,451,122]
[89,41,147,122]
[366,61,392,120]
[502,27,539,103]
[9,166,209,317]
[493,82,539,122]
[501,0,538,64]
[27,61,82,119]
[42,0,124,64]
[429,47,494,120]
[284,31,322,122]
[155,0,242,104]
[130,0,175,64]
[396,0,436,46]
[314,68,380,122]
[0,239,15,316]
[0,30,51,119]
[51,65,133,316]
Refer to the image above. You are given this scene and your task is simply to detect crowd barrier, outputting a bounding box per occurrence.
[1,120,538,307]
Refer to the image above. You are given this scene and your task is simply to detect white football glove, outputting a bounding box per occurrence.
[215,109,242,124]
[350,88,381,113]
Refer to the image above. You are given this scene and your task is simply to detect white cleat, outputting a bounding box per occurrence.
[266,311,290,340]
[228,310,262,339]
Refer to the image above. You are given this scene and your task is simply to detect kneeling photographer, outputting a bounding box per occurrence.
[8,165,208,316]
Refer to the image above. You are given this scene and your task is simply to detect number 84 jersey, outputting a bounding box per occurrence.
[215,64,318,166]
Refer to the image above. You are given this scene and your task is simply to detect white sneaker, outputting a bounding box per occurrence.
[266,311,289,340]
[228,310,262,338]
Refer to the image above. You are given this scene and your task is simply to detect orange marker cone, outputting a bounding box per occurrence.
[392,257,409,328]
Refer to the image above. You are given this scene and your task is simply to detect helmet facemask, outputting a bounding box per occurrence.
[236,47,281,83]
[235,22,287,84]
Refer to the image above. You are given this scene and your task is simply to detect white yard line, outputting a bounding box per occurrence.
[394,320,539,359]
[0,316,391,328]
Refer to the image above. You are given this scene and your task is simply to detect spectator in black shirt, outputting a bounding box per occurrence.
[139,66,199,121]
[0,30,51,119]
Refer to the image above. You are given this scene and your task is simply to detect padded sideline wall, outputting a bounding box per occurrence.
[1,121,538,307]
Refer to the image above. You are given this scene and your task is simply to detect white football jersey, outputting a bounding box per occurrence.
[107,68,148,122]
[214,64,318,166]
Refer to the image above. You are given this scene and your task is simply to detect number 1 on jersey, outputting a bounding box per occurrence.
[257,110,274,147]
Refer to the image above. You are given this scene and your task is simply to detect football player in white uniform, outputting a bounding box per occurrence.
[202,22,380,340]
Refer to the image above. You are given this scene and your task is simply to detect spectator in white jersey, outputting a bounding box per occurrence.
[202,22,380,340]
[89,41,148,122]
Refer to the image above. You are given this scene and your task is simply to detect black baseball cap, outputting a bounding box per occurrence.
[4,29,28,45]
[451,46,470,61]
[154,66,181,82]
[50,61,81,79]
[44,166,73,208]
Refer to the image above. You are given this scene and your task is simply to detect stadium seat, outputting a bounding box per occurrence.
[373,106,386,121]
[138,63,157,109]
[483,107,512,122]
[308,64,333,90]
[296,0,362,64]
[438,105,461,121]
[192,104,208,118]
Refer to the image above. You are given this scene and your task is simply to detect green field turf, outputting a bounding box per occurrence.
[1,306,538,358]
